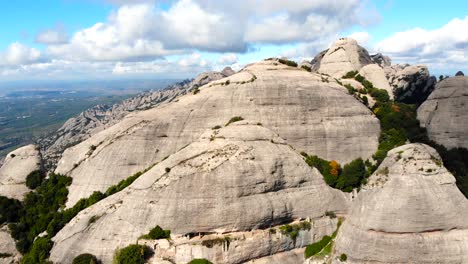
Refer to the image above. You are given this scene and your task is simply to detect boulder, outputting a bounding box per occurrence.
[0,226,21,264]
[417,76,468,149]
[384,64,436,104]
[0,145,42,200]
[316,38,372,78]
[358,64,393,99]
[333,143,468,263]
[50,123,349,263]
[370,53,391,67]
[55,60,380,207]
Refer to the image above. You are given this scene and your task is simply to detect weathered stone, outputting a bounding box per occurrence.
[55,60,379,207]
[358,64,393,99]
[317,38,372,78]
[0,145,41,200]
[384,64,436,104]
[50,123,349,263]
[0,226,20,264]
[370,53,391,67]
[417,76,468,149]
[333,143,468,263]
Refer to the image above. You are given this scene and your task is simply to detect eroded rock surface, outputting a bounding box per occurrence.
[0,145,41,200]
[333,143,468,263]
[50,123,349,263]
[0,226,20,264]
[418,76,468,149]
[358,64,393,99]
[317,38,372,78]
[55,60,379,207]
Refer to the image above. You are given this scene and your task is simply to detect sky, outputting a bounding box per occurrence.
[0,0,466,81]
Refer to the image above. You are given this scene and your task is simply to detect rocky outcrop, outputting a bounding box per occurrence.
[358,64,393,99]
[50,123,349,263]
[333,144,468,263]
[384,64,436,104]
[455,71,464,76]
[148,218,337,264]
[316,38,372,78]
[370,53,391,67]
[0,226,20,264]
[54,60,379,207]
[417,76,468,149]
[0,145,41,200]
[39,68,234,171]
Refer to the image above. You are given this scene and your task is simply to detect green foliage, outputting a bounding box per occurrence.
[188,259,213,264]
[0,253,13,258]
[212,125,221,130]
[278,58,298,67]
[278,221,311,243]
[20,237,53,264]
[342,71,358,79]
[25,170,46,189]
[114,244,152,264]
[340,253,348,262]
[304,235,332,258]
[72,253,99,264]
[0,196,23,224]
[225,116,244,126]
[140,225,171,240]
[301,65,312,72]
[336,158,368,192]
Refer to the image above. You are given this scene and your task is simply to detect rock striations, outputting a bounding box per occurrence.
[55,60,379,207]
[39,68,234,171]
[418,75,468,149]
[333,144,468,263]
[0,144,41,200]
[50,123,349,263]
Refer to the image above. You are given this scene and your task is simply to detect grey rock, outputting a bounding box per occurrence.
[358,64,393,99]
[50,123,349,263]
[316,38,372,78]
[0,226,20,264]
[417,76,468,149]
[54,60,379,207]
[384,64,436,104]
[0,145,41,200]
[370,53,392,67]
[39,71,229,172]
[333,143,468,263]
[221,67,236,77]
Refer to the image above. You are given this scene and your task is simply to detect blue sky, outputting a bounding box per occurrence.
[0,0,466,80]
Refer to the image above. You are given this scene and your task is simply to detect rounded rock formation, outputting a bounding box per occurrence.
[55,60,380,207]
[0,144,42,200]
[333,143,468,263]
[50,123,349,263]
[417,76,468,149]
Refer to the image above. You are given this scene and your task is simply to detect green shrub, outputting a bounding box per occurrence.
[301,65,312,72]
[72,253,99,264]
[304,235,332,258]
[340,253,347,262]
[140,225,170,240]
[342,71,358,79]
[0,196,23,224]
[25,170,45,189]
[212,125,221,130]
[336,158,367,191]
[188,259,213,264]
[278,59,298,67]
[20,237,53,264]
[225,116,244,126]
[114,244,152,264]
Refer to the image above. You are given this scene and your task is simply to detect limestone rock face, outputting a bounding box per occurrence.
[55,60,379,207]
[0,145,41,200]
[370,53,391,67]
[384,64,436,104]
[0,226,20,264]
[417,76,468,149]
[39,70,230,171]
[333,144,468,263]
[358,64,393,99]
[317,38,372,78]
[50,124,349,263]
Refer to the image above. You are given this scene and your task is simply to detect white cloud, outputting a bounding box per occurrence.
[35,26,68,44]
[375,16,468,73]
[0,42,41,65]
[347,31,371,45]
[218,53,238,65]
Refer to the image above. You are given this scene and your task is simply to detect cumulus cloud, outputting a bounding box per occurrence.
[218,53,238,65]
[0,42,41,66]
[347,31,371,45]
[375,16,468,71]
[35,26,68,44]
